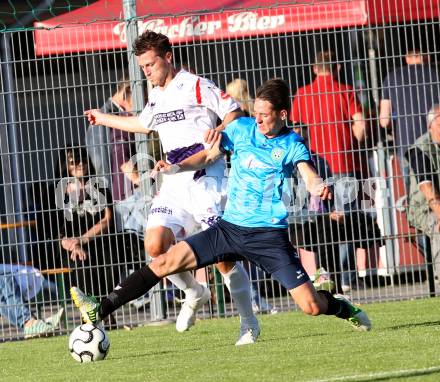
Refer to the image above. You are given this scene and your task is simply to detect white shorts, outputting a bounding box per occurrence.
[146,171,226,241]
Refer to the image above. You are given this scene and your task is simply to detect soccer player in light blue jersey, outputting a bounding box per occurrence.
[71,79,371,339]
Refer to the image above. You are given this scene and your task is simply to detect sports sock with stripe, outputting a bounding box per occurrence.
[100,265,160,319]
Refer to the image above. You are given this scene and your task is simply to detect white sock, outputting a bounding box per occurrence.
[222,263,257,326]
[167,272,203,300]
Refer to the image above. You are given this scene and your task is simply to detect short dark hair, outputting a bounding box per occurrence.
[314,50,336,73]
[133,30,172,57]
[255,78,290,113]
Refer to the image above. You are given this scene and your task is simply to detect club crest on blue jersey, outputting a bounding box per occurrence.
[271,148,284,162]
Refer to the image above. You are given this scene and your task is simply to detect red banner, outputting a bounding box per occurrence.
[34,1,367,56]
[368,0,439,24]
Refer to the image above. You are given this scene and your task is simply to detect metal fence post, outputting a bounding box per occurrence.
[367,29,396,276]
[424,237,436,298]
[0,33,28,264]
[213,266,225,317]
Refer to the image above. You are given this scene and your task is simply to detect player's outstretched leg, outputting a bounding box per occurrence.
[146,227,211,332]
[318,290,371,331]
[220,262,260,346]
[71,265,162,325]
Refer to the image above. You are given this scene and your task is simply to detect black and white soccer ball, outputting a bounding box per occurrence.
[68,324,110,363]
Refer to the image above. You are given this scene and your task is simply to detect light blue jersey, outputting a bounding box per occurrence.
[221,117,312,228]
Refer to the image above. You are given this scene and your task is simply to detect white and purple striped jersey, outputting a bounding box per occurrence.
[139,70,240,235]
[139,69,240,154]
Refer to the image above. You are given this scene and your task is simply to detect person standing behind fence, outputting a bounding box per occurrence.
[406,104,440,284]
[379,48,440,190]
[291,50,366,293]
[83,30,259,345]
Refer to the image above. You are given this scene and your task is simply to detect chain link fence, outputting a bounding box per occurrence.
[0,0,439,341]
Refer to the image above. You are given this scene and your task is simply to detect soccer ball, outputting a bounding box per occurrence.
[68,324,110,363]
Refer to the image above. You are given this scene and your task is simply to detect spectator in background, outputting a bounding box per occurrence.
[406,104,440,283]
[56,147,119,298]
[226,78,254,117]
[291,50,366,293]
[0,263,64,338]
[380,48,440,190]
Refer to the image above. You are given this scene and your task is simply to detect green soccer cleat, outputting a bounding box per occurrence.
[70,287,100,324]
[334,294,371,331]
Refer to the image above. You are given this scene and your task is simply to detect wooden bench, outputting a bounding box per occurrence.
[37,267,71,329]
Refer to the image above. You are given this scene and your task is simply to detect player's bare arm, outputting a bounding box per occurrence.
[205,108,243,144]
[217,108,244,131]
[84,109,150,134]
[297,161,332,200]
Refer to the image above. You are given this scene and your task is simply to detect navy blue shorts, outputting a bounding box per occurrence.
[185,219,309,290]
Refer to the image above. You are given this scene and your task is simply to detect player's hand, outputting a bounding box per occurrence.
[204,129,221,145]
[209,131,222,151]
[84,109,104,126]
[151,160,180,178]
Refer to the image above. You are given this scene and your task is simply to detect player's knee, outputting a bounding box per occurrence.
[299,301,321,316]
[150,254,172,276]
[145,239,167,258]
[145,228,174,258]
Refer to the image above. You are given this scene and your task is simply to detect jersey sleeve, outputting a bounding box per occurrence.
[193,77,240,120]
[138,102,155,131]
[290,139,312,166]
[220,119,240,152]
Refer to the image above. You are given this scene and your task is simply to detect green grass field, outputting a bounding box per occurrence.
[1,298,439,382]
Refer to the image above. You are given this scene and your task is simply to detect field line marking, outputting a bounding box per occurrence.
[311,365,440,382]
